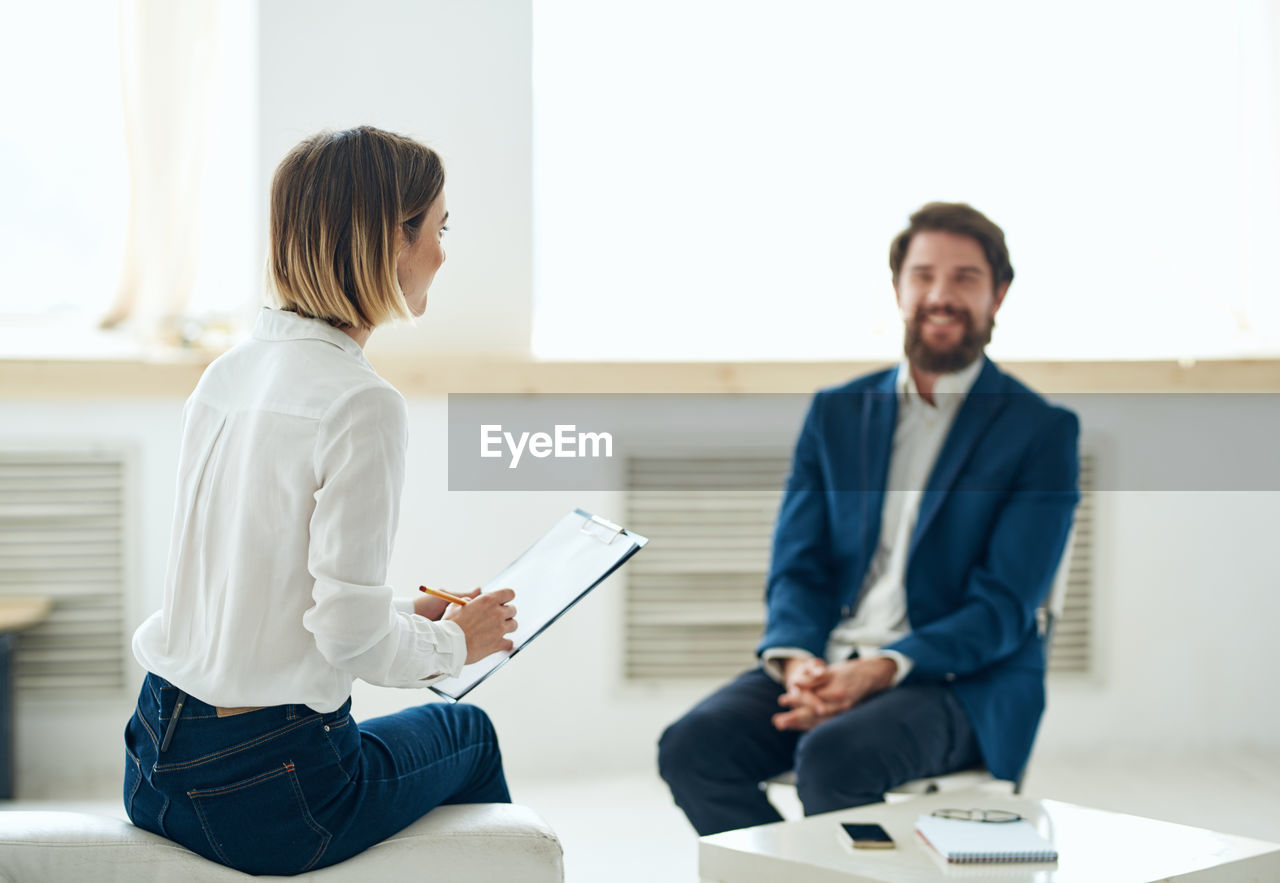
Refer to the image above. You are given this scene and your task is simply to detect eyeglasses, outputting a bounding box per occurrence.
[931,808,1024,824]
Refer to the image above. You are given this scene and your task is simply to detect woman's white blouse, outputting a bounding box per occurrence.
[133,308,465,712]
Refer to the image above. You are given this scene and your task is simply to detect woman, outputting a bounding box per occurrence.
[123,126,518,876]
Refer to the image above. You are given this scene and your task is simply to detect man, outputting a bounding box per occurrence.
[658,202,1079,837]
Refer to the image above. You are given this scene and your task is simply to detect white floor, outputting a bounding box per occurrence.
[519,751,1280,882]
[4,750,1279,882]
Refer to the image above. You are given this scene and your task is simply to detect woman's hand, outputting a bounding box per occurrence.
[413,587,481,621]
[443,588,518,663]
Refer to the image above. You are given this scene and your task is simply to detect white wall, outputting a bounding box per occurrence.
[257,0,533,358]
[5,392,1280,795]
[1040,491,1280,758]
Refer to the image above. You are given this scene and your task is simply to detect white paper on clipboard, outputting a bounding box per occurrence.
[429,509,648,701]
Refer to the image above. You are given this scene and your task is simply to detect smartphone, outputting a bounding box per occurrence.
[839,822,895,849]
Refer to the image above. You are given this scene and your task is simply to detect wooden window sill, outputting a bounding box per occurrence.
[3,356,1280,396]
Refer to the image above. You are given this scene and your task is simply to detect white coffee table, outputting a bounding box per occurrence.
[698,787,1280,882]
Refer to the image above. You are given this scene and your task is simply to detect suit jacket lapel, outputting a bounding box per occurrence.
[859,368,899,569]
[909,359,1009,559]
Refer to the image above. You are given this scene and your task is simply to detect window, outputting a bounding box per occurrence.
[0,0,257,353]
[0,1,128,321]
[532,0,1280,361]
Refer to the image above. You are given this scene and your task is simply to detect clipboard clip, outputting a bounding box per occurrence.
[580,513,623,544]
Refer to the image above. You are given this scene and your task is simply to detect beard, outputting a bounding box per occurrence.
[903,305,994,374]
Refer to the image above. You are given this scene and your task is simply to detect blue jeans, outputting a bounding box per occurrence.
[658,668,981,836]
[123,673,510,876]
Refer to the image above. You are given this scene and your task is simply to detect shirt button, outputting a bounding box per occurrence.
[323,725,330,732]
[945,673,956,682]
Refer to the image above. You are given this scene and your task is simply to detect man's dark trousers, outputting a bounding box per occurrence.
[658,668,980,836]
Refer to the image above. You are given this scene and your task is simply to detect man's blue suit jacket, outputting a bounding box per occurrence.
[757,359,1080,782]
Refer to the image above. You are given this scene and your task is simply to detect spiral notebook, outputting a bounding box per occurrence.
[915,815,1058,864]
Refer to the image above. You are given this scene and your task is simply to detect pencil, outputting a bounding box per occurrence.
[419,585,470,606]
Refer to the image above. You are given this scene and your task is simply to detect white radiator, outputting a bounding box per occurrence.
[624,457,780,680]
[1049,453,1095,674]
[0,449,131,694]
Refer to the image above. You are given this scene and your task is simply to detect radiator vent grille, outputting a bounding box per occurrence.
[625,457,783,680]
[1049,454,1095,674]
[0,451,130,694]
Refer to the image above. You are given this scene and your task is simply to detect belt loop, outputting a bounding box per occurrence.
[159,690,188,753]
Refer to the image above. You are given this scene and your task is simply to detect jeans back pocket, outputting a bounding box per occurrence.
[188,761,331,875]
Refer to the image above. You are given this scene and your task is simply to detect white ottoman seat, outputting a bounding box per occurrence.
[0,803,563,882]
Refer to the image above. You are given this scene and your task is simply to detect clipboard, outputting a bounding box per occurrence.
[429,509,648,701]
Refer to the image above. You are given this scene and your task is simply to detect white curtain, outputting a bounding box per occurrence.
[101,0,221,340]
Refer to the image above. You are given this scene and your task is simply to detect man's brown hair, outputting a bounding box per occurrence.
[888,202,1013,289]
[267,126,445,329]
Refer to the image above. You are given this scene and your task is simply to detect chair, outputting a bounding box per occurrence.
[765,527,1076,803]
[0,803,564,882]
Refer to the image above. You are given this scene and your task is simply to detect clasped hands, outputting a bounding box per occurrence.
[771,655,898,732]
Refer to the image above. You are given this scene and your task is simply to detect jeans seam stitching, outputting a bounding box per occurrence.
[137,712,160,752]
[153,714,319,773]
[190,789,234,867]
[285,762,331,871]
[321,730,351,782]
[156,793,170,839]
[188,764,291,798]
[124,749,141,818]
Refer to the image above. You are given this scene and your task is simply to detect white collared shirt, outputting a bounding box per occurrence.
[133,308,465,712]
[763,357,984,685]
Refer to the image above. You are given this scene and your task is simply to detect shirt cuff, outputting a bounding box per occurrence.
[419,619,466,682]
[859,647,914,686]
[393,597,414,616]
[760,647,814,683]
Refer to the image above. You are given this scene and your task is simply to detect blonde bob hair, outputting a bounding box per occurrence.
[267,126,444,329]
